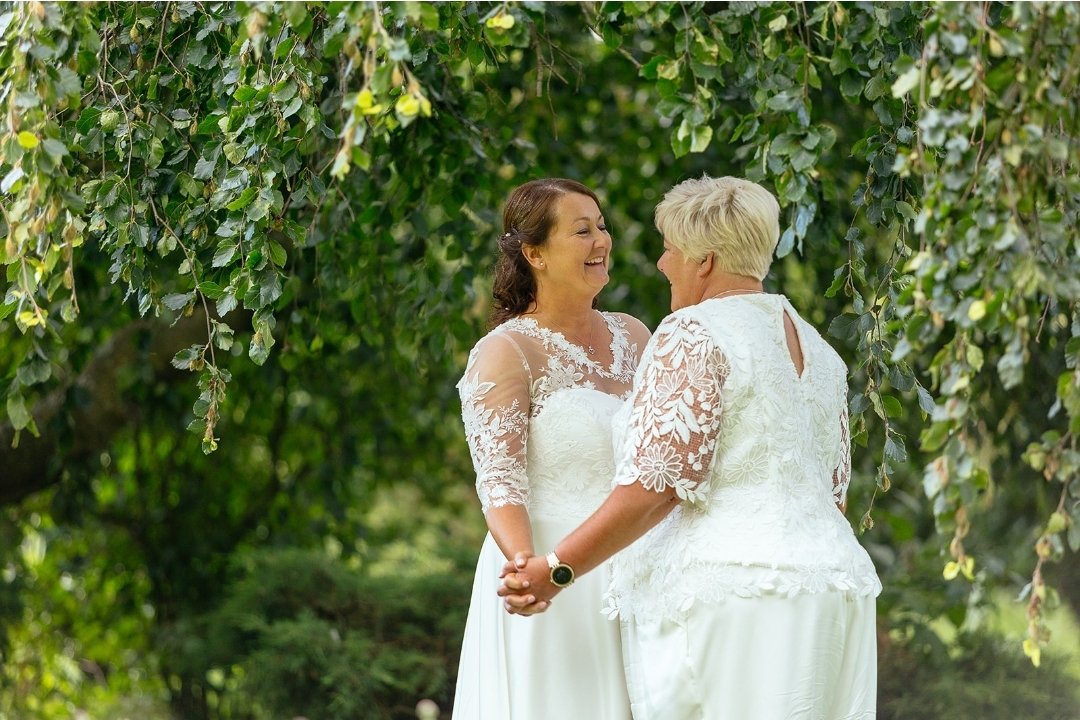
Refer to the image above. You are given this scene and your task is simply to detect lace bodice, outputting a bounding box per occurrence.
[458,311,642,515]
[607,295,881,623]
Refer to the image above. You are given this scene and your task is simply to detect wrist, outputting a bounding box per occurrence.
[545,551,575,588]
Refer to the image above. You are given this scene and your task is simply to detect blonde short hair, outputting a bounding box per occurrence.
[654,176,780,280]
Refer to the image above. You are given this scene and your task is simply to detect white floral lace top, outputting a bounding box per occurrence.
[458,311,643,519]
[606,294,881,624]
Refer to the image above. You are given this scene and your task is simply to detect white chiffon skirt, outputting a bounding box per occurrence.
[622,591,877,720]
[452,522,632,720]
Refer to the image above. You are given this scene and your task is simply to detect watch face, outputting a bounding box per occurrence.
[552,565,573,586]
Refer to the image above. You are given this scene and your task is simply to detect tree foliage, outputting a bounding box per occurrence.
[1,1,1078,716]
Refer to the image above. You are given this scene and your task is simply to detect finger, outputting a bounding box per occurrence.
[511,600,550,617]
[514,551,530,569]
[501,573,530,591]
[501,593,537,608]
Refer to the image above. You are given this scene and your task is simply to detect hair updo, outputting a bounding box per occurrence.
[490,178,602,328]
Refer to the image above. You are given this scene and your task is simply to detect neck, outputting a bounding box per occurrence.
[527,289,598,330]
[699,271,763,302]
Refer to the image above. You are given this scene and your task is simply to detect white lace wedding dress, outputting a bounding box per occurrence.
[607,294,881,719]
[452,311,642,720]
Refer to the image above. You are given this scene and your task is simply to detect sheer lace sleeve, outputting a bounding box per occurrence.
[614,315,729,505]
[457,334,532,514]
[832,403,851,507]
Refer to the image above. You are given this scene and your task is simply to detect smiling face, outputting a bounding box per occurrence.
[528,192,611,299]
[656,238,700,311]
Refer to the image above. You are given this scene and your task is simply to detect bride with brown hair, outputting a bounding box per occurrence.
[452,178,649,719]
[501,176,880,720]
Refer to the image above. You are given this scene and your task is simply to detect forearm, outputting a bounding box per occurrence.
[554,483,678,577]
[485,504,535,561]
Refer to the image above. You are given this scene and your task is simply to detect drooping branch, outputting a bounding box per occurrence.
[0,311,220,506]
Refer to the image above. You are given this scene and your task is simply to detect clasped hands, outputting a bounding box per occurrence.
[497,551,560,616]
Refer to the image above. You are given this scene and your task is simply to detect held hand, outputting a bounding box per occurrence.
[503,592,551,616]
[499,550,532,580]
[497,555,560,615]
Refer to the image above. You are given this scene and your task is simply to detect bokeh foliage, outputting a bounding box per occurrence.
[1,1,1078,717]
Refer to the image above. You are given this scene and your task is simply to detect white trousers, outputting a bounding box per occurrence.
[621,592,877,720]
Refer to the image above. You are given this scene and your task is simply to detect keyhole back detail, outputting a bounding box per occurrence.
[783,310,806,378]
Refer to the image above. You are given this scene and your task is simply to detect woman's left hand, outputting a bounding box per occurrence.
[498,554,560,615]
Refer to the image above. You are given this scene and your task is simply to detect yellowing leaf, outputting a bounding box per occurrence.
[1003,144,1023,167]
[19,529,46,567]
[960,556,975,581]
[967,299,986,321]
[1023,639,1041,667]
[1046,511,1069,535]
[396,94,420,118]
[357,89,383,115]
[942,561,960,580]
[891,67,920,99]
[17,131,39,149]
[486,12,515,29]
[768,14,788,31]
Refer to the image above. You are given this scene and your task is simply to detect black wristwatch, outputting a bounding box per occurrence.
[546,551,575,588]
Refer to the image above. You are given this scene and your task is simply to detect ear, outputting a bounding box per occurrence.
[697,252,714,278]
[521,244,545,270]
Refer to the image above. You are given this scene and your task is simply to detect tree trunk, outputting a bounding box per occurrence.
[0,312,217,506]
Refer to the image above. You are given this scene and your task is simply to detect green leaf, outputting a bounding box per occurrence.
[163,292,194,310]
[272,80,298,103]
[828,313,860,341]
[249,311,277,365]
[896,200,917,222]
[194,150,219,180]
[7,393,31,430]
[43,138,69,159]
[226,187,257,211]
[171,345,203,370]
[269,240,287,267]
[274,35,296,60]
[223,142,246,165]
[147,137,165,169]
[76,107,103,134]
[197,113,225,135]
[690,125,712,153]
[864,75,888,101]
[881,394,904,418]
[1,167,25,194]
[884,435,907,463]
[197,281,225,299]
[213,242,239,267]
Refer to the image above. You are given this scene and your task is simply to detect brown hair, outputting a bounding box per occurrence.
[489,178,602,328]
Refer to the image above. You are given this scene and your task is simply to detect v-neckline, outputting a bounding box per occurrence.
[505,312,630,379]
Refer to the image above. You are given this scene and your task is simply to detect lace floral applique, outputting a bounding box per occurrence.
[833,405,851,506]
[615,315,729,504]
[458,370,530,514]
[500,313,637,384]
[531,355,595,417]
